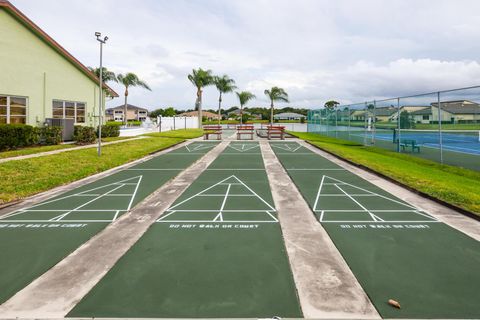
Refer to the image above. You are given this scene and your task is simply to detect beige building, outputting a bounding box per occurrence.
[106,104,148,122]
[179,110,220,120]
[411,100,480,124]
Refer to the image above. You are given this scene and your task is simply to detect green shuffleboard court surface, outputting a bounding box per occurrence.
[271,142,480,319]
[68,142,302,318]
[0,141,217,305]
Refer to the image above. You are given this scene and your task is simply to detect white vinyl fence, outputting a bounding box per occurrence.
[157,116,199,132]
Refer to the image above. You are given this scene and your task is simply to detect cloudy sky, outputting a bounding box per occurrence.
[13,0,480,110]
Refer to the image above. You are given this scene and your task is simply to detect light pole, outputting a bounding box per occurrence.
[95,32,108,156]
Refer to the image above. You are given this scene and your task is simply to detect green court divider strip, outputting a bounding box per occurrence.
[271,141,480,319]
[0,142,218,305]
[68,142,302,318]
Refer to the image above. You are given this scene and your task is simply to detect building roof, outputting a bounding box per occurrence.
[273,112,306,118]
[431,101,480,114]
[411,107,433,115]
[179,110,220,118]
[106,104,148,112]
[0,0,118,97]
[228,109,251,115]
[374,107,397,116]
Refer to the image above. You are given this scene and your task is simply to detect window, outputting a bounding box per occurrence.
[422,115,430,120]
[0,95,27,124]
[52,100,86,123]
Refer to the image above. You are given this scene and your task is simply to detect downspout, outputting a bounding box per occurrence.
[43,72,47,125]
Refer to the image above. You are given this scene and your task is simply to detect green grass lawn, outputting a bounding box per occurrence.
[143,129,203,139]
[0,137,135,160]
[0,130,202,205]
[291,132,480,215]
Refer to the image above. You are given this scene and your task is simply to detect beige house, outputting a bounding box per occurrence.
[179,110,220,120]
[106,104,148,122]
[411,100,480,124]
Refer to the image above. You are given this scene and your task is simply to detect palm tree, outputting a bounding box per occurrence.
[116,73,151,125]
[188,68,214,128]
[235,91,256,125]
[264,87,289,125]
[324,100,339,110]
[89,67,117,83]
[214,75,237,125]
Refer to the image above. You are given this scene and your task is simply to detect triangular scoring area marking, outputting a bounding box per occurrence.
[271,143,302,152]
[158,175,277,223]
[228,143,259,152]
[185,143,215,152]
[313,175,438,223]
[1,176,143,222]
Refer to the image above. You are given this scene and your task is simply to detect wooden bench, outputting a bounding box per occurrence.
[267,125,285,140]
[397,139,420,153]
[236,125,254,140]
[203,125,222,140]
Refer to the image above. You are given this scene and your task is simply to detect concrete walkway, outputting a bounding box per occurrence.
[0,136,145,163]
[0,140,229,318]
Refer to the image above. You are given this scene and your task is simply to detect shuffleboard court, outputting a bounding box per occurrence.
[68,142,302,318]
[0,141,217,305]
[271,141,480,319]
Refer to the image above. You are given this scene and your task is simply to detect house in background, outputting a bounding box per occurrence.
[179,110,220,121]
[0,0,117,126]
[106,104,148,122]
[411,100,480,124]
[273,112,306,120]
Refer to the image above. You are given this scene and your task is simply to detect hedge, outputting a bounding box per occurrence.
[74,126,96,144]
[0,124,62,151]
[98,123,120,138]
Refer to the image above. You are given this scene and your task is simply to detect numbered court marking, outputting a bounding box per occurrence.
[157,175,278,223]
[227,143,260,152]
[0,176,143,223]
[314,175,439,223]
[271,143,302,152]
[185,143,216,153]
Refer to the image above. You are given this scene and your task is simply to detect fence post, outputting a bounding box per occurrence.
[372,100,376,145]
[364,102,367,145]
[173,116,176,130]
[348,106,350,139]
[396,98,401,152]
[158,116,162,133]
[184,116,187,130]
[335,104,338,138]
[437,92,443,164]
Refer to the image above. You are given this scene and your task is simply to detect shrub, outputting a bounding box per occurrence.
[98,123,121,138]
[38,126,62,145]
[0,124,38,150]
[74,126,96,144]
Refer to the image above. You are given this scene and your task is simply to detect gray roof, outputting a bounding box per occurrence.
[411,107,433,115]
[106,104,148,112]
[273,112,306,118]
[431,102,480,114]
[374,107,397,116]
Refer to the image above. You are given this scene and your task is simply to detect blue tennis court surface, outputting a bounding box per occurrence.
[352,130,480,155]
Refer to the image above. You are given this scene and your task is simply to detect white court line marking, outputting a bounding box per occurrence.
[159,175,276,223]
[125,168,183,171]
[322,175,418,210]
[50,185,125,221]
[228,143,259,152]
[206,168,265,171]
[271,143,302,152]
[112,210,120,221]
[335,185,384,222]
[312,175,326,211]
[185,143,216,152]
[214,184,231,222]
[1,176,142,222]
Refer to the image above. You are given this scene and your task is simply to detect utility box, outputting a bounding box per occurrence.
[45,118,75,141]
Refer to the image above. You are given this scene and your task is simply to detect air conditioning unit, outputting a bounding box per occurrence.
[44,118,75,141]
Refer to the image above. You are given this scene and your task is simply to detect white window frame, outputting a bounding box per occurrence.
[52,100,86,123]
[0,94,28,124]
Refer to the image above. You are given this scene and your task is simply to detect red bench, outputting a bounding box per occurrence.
[203,125,222,140]
[267,125,285,140]
[237,125,254,140]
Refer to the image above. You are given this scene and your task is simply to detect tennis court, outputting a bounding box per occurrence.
[68,142,302,318]
[0,141,218,305]
[271,141,480,319]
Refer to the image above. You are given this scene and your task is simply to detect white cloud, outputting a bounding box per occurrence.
[11,0,480,109]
